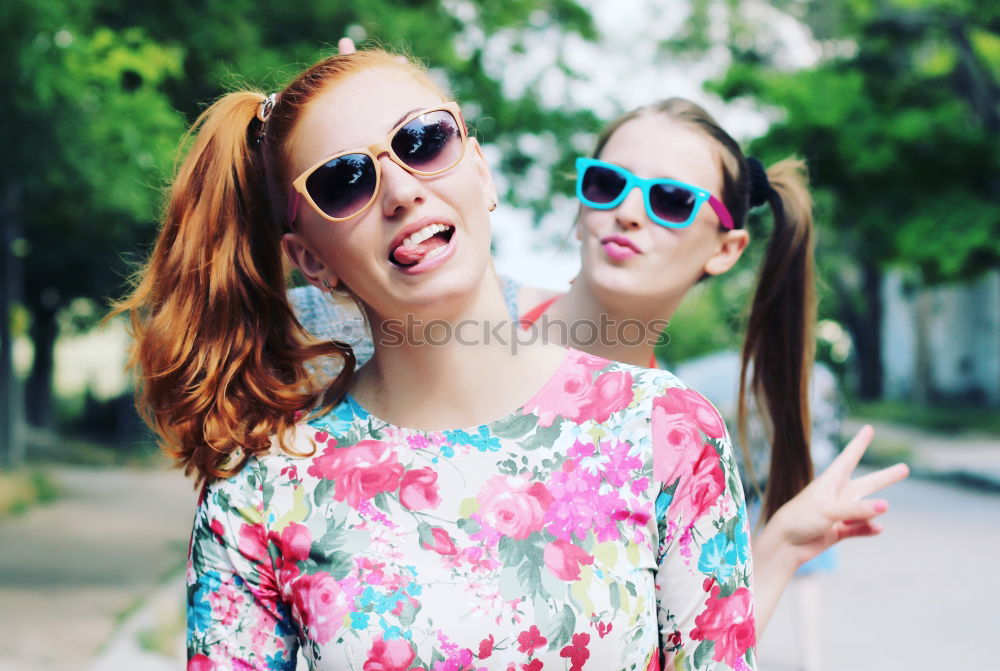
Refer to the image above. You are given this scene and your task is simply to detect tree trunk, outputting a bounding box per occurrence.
[25,307,58,429]
[913,286,932,406]
[856,261,884,399]
[2,181,25,467]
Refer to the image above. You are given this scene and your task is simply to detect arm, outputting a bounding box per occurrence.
[653,388,756,670]
[187,461,298,667]
[751,425,910,634]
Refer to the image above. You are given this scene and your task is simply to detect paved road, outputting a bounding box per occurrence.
[0,466,193,671]
[759,472,1000,670]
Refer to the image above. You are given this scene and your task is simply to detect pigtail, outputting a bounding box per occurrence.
[111,91,348,483]
[738,158,816,521]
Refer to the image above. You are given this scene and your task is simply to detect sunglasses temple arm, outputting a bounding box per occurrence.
[708,195,735,230]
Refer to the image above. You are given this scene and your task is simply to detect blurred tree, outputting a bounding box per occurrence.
[1,0,598,461]
[2,1,186,441]
[690,0,999,398]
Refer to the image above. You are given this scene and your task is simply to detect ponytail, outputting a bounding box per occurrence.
[111,91,350,483]
[738,158,816,521]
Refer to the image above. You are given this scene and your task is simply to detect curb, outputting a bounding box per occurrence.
[89,575,186,671]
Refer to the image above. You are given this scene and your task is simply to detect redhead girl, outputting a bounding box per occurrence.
[116,50,758,669]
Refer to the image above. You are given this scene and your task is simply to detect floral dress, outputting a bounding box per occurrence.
[187,350,757,670]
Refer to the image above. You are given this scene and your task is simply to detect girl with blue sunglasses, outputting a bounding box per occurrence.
[519,98,907,639]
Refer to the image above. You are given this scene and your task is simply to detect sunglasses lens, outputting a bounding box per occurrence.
[305,153,377,219]
[649,183,697,223]
[581,165,627,205]
[391,110,464,173]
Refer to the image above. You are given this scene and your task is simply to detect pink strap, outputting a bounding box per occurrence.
[518,296,560,330]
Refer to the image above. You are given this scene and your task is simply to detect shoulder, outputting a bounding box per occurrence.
[607,359,722,415]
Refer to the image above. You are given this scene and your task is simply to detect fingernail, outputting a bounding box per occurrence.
[873,500,888,513]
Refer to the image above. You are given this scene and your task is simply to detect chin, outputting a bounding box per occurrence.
[396,257,491,311]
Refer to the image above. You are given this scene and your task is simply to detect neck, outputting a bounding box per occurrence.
[545,276,679,367]
[355,273,564,429]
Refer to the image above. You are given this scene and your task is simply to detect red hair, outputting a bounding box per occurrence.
[111,50,443,483]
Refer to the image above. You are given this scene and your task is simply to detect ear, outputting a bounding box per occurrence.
[469,138,498,212]
[282,232,339,290]
[703,229,750,276]
[574,204,586,241]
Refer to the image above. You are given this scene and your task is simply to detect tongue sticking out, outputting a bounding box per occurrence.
[392,234,448,266]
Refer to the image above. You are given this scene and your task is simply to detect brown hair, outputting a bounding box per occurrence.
[111,50,442,483]
[594,98,817,521]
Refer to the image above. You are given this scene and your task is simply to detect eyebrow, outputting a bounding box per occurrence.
[310,107,432,162]
[391,107,424,130]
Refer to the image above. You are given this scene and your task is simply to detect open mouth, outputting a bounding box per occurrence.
[390,223,456,268]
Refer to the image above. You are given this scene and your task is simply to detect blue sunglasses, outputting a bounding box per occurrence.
[575,158,734,230]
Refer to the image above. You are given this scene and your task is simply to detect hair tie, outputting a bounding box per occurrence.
[257,93,277,123]
[746,157,773,208]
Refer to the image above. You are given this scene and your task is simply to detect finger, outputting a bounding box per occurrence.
[848,462,910,498]
[834,520,883,541]
[824,425,875,481]
[338,37,357,55]
[828,497,889,523]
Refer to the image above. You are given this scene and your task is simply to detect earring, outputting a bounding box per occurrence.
[322,278,335,291]
[488,199,497,212]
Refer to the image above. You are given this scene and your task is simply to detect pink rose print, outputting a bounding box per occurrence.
[559,632,591,671]
[237,523,268,564]
[517,625,548,656]
[523,661,544,671]
[309,440,404,507]
[658,387,726,439]
[523,352,605,427]
[420,527,458,556]
[289,572,352,645]
[690,585,756,666]
[209,518,225,540]
[189,653,214,671]
[645,650,661,671]
[363,636,416,671]
[477,475,552,540]
[543,539,593,582]
[671,442,725,526]
[209,580,245,626]
[578,371,634,423]
[478,634,495,659]
[651,396,703,484]
[274,522,312,563]
[399,467,441,510]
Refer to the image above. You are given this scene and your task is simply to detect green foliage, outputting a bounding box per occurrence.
[711,0,1000,284]
[3,2,187,313]
[2,0,600,429]
[3,0,599,318]
[656,280,747,366]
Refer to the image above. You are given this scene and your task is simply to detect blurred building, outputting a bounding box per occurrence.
[882,269,1000,405]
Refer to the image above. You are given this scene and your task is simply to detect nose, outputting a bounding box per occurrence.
[378,154,425,218]
[614,185,646,231]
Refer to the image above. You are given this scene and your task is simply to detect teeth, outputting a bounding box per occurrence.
[423,246,446,261]
[401,223,449,247]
